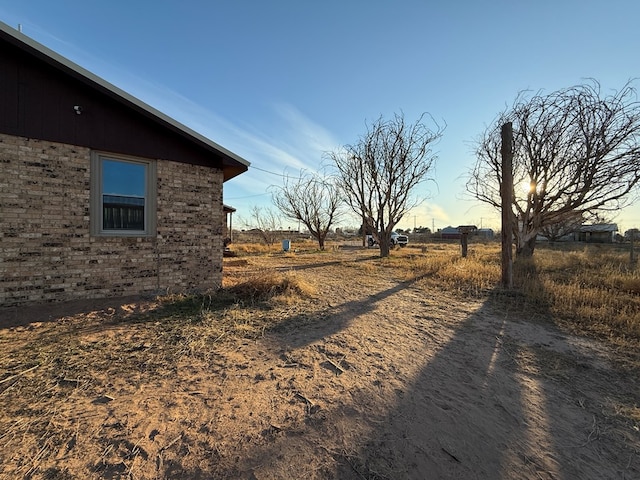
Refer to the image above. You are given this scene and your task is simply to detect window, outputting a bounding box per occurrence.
[91,152,157,236]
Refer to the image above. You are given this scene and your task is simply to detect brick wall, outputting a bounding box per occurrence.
[0,134,224,306]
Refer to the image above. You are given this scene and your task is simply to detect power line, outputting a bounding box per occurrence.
[249,165,288,176]
[225,192,270,200]
[224,165,296,200]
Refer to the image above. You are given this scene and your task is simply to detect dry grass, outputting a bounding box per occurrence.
[385,241,640,345]
[382,243,501,295]
[512,245,640,342]
[231,242,279,255]
[219,240,640,346]
[146,271,318,356]
[1,241,638,479]
[226,271,317,303]
[229,239,330,255]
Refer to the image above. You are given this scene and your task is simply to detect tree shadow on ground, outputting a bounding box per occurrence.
[205,261,639,479]
[269,271,434,350]
[3,257,638,479]
[271,253,379,273]
[327,260,638,479]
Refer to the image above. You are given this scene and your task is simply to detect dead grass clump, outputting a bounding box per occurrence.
[95,272,318,358]
[172,273,317,351]
[152,293,236,322]
[231,242,280,255]
[398,253,457,277]
[229,239,327,256]
[224,258,250,267]
[388,244,501,296]
[437,258,501,295]
[617,276,640,294]
[227,271,316,303]
[513,247,640,343]
[349,258,381,275]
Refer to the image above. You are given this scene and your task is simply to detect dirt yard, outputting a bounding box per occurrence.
[0,248,638,479]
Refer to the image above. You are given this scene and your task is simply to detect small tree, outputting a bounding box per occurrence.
[244,206,282,246]
[330,112,444,257]
[272,172,342,250]
[468,80,640,257]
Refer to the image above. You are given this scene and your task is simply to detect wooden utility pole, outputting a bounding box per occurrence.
[501,123,514,288]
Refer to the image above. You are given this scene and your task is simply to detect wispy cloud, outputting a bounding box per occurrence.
[5,20,341,207]
[14,24,337,182]
[270,102,342,161]
[192,102,343,196]
[123,83,342,194]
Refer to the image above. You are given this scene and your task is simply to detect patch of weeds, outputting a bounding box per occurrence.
[226,272,316,303]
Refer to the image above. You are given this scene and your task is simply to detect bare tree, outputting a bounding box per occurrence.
[539,212,584,243]
[272,172,342,250]
[468,80,640,257]
[242,206,282,246]
[329,112,444,257]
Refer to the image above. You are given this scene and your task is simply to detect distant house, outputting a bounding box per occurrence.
[440,226,461,240]
[0,22,250,306]
[477,228,495,239]
[439,225,478,240]
[573,224,618,243]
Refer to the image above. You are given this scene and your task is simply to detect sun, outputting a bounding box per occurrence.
[519,180,537,195]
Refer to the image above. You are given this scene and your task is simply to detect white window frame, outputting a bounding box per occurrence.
[90,151,157,237]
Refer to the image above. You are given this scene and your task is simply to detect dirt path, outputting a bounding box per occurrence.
[0,249,638,479]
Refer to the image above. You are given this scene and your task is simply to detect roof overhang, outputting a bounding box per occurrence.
[0,21,250,182]
[223,204,237,213]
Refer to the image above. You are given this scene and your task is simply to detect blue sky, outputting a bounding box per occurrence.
[2,1,640,232]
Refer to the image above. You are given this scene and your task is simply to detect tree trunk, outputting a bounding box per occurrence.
[316,230,327,250]
[379,238,391,257]
[500,122,514,288]
[516,236,537,257]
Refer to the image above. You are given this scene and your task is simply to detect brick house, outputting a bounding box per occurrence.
[0,22,250,306]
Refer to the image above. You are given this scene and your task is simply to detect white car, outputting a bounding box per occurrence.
[367,231,409,247]
[391,231,409,247]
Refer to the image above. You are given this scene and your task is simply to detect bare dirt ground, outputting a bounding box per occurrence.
[1,248,639,479]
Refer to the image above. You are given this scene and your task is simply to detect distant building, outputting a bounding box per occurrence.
[573,224,618,243]
[440,226,461,240]
[439,225,478,240]
[477,228,495,239]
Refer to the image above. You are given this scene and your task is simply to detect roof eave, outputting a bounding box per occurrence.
[0,21,250,181]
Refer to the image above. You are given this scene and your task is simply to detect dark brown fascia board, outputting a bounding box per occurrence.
[0,21,250,181]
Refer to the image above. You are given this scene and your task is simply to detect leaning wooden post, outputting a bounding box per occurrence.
[460,232,468,258]
[501,122,514,288]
